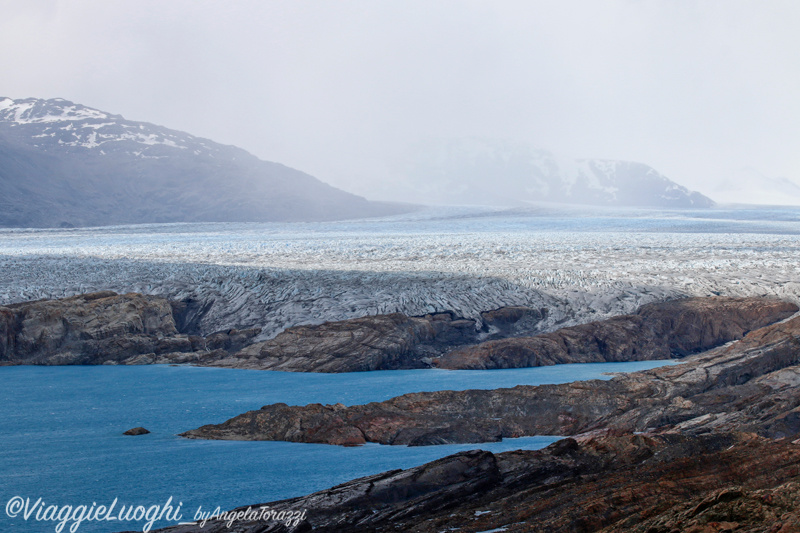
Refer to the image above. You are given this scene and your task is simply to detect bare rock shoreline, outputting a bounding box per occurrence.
[148,432,800,532]
[2,291,793,376]
[5,290,799,531]
[180,309,800,446]
[159,298,800,532]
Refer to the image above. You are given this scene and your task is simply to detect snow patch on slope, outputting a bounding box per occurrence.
[0,97,109,123]
[0,97,208,157]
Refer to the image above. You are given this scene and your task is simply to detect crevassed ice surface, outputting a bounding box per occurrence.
[1,204,796,532]
[1,205,799,337]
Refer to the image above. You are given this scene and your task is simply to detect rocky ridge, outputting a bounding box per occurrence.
[214,306,546,372]
[0,291,551,369]
[434,296,796,369]
[181,297,800,445]
[5,293,790,377]
[150,432,800,532]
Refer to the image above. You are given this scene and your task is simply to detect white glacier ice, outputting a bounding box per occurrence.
[0,205,798,339]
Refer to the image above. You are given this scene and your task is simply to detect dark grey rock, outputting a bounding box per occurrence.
[181,298,800,445]
[216,307,547,372]
[435,297,798,369]
[123,427,150,436]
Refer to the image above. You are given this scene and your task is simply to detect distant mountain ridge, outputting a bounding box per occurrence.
[391,138,714,208]
[0,97,408,228]
[707,167,800,206]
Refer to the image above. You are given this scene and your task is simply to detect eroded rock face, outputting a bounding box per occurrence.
[192,297,796,373]
[0,292,261,366]
[0,291,179,364]
[213,307,546,372]
[0,291,551,371]
[182,306,800,446]
[220,313,456,372]
[434,297,798,369]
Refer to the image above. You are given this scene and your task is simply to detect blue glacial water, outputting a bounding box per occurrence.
[0,361,675,533]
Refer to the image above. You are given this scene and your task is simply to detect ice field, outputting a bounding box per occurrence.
[1,204,799,338]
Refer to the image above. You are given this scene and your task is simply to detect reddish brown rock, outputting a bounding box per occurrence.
[149,432,800,533]
[434,297,798,369]
[182,306,800,446]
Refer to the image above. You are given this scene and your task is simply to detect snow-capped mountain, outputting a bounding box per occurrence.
[0,97,407,228]
[703,167,800,206]
[389,139,714,208]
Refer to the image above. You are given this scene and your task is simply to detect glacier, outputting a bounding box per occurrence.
[0,205,798,339]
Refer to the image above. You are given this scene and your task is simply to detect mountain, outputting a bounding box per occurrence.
[0,97,409,228]
[704,167,800,206]
[388,138,714,208]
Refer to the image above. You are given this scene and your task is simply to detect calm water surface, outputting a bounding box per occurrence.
[0,361,675,532]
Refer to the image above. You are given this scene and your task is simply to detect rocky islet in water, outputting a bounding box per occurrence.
[3,290,800,531]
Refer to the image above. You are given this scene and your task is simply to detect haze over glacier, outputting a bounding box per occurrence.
[0,97,717,229]
[382,138,714,207]
[0,96,793,339]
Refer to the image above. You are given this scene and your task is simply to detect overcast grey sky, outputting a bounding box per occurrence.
[2,0,799,203]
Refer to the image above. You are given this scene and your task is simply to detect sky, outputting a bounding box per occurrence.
[2,0,800,204]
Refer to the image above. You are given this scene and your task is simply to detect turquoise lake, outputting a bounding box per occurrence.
[0,361,675,532]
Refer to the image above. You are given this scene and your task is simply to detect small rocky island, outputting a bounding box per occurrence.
[4,290,800,531]
[123,427,150,436]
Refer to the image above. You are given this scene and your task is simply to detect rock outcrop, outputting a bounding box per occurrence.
[3,293,796,379]
[182,302,800,446]
[123,427,150,436]
[0,291,179,364]
[434,296,799,369]
[215,307,545,372]
[0,291,260,365]
[151,432,800,532]
[0,291,552,371]
[188,297,795,373]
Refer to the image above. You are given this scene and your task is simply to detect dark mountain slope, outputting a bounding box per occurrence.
[0,97,409,227]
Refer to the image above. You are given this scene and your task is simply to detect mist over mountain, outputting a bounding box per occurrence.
[386,139,714,208]
[705,167,800,206]
[0,97,409,228]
